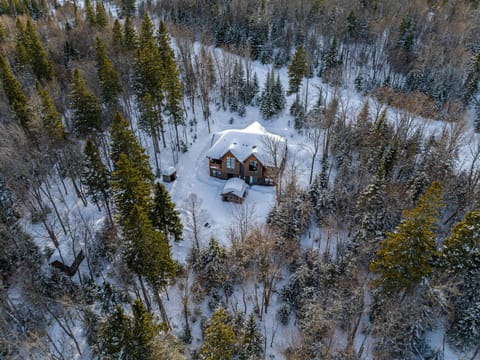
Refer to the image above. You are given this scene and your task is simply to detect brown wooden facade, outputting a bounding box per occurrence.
[209,152,277,185]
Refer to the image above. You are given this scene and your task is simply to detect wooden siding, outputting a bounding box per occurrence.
[221,151,241,175]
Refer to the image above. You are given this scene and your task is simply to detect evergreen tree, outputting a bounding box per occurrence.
[14,19,29,66]
[200,307,236,360]
[442,211,480,350]
[287,45,308,95]
[36,83,65,141]
[346,10,357,38]
[123,16,137,50]
[321,36,342,77]
[150,182,183,242]
[309,159,334,224]
[157,21,184,150]
[95,1,108,28]
[81,140,112,215]
[120,0,135,18]
[97,300,162,359]
[463,52,480,105]
[0,54,31,129]
[70,69,102,137]
[123,205,176,291]
[134,15,166,148]
[112,19,123,52]
[24,20,54,81]
[110,111,153,182]
[370,181,443,294]
[85,0,96,26]
[111,154,152,222]
[239,313,263,360]
[95,37,122,107]
[97,305,131,359]
[0,21,7,44]
[259,70,285,119]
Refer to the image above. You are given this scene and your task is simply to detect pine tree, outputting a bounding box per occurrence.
[200,307,236,360]
[97,300,162,359]
[123,17,137,50]
[85,0,96,26]
[0,54,31,130]
[272,74,286,113]
[463,52,480,105]
[95,37,122,107]
[24,20,54,81]
[110,111,153,182]
[111,154,152,222]
[95,1,108,28]
[36,83,65,141]
[322,36,341,75]
[14,19,29,66]
[0,21,7,44]
[346,10,357,38]
[259,69,275,119]
[157,21,184,150]
[287,45,308,95]
[134,15,166,148]
[120,0,135,18]
[442,211,480,350]
[150,182,183,242]
[70,69,102,137]
[123,205,176,291]
[97,305,131,358]
[81,140,112,215]
[112,19,123,52]
[370,181,443,294]
[239,313,263,360]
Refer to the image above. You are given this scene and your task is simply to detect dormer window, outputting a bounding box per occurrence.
[249,160,257,171]
[226,157,235,169]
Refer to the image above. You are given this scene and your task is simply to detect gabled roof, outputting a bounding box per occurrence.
[206,122,286,166]
[221,178,247,198]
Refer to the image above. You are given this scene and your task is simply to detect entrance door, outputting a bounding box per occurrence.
[250,176,256,184]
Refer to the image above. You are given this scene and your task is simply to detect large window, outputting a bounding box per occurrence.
[226,157,235,169]
[249,160,257,171]
[212,169,222,178]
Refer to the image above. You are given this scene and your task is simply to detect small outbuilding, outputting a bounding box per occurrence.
[221,178,247,204]
[162,166,177,182]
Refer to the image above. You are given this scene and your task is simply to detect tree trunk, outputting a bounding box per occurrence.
[138,275,152,312]
[152,283,171,330]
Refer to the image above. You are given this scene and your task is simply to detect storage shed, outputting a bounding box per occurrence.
[162,166,177,182]
[221,178,247,204]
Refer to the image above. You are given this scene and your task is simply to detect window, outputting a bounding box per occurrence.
[264,178,274,186]
[211,158,222,164]
[249,160,257,171]
[226,157,235,169]
[212,169,222,178]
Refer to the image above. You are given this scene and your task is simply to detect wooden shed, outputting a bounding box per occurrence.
[221,178,247,204]
[162,166,177,182]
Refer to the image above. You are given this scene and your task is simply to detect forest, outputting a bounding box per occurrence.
[0,0,480,359]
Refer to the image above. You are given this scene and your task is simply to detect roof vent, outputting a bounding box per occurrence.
[252,145,257,149]
[233,141,237,145]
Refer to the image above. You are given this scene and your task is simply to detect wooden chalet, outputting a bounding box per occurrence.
[206,122,287,185]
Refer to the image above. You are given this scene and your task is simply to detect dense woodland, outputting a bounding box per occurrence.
[1,0,480,359]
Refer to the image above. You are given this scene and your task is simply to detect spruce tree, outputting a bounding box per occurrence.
[134,15,166,148]
[123,16,137,50]
[200,307,236,360]
[110,111,153,182]
[95,1,108,28]
[239,313,264,360]
[70,69,102,137]
[24,20,54,81]
[85,0,96,25]
[81,140,112,215]
[287,45,308,95]
[463,52,480,105]
[128,298,162,359]
[95,37,122,107]
[259,69,275,119]
[120,0,135,18]
[0,54,31,130]
[14,19,29,67]
[157,21,184,150]
[442,211,480,350]
[97,305,131,358]
[150,182,183,242]
[111,154,152,222]
[36,83,65,141]
[370,181,443,294]
[112,19,123,52]
[0,21,7,44]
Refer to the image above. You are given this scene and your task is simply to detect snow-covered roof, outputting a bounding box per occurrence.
[221,178,247,198]
[162,166,176,176]
[206,122,286,166]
